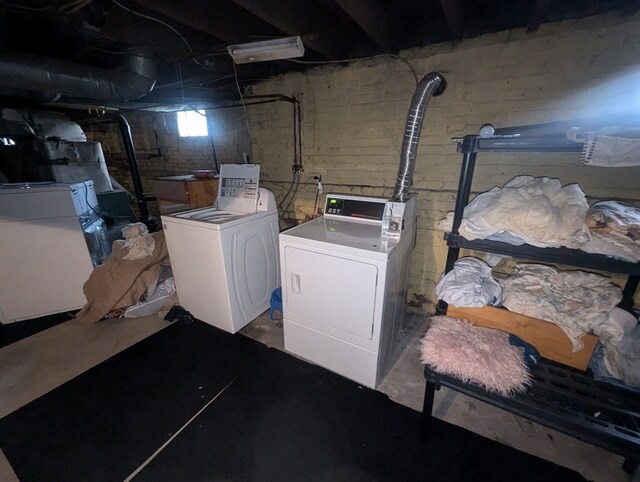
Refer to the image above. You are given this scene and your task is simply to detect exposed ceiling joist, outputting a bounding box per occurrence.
[333,0,395,52]
[440,0,464,40]
[103,5,214,57]
[1,0,635,109]
[130,0,281,44]
[527,0,551,33]
[619,0,640,15]
[231,0,348,59]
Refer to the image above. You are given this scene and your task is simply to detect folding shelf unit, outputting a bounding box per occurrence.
[421,125,640,475]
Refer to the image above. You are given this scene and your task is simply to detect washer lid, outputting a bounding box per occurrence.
[163,207,273,231]
[217,164,260,213]
[0,181,84,193]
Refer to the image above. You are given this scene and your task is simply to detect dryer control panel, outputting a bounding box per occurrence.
[324,194,387,223]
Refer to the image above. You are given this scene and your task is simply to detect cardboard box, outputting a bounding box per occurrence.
[152,175,218,210]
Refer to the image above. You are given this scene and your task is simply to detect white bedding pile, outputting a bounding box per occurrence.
[439,176,590,249]
[435,257,503,308]
[439,176,640,262]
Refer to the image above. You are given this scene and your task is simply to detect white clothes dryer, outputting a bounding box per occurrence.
[279,193,416,388]
[162,164,279,333]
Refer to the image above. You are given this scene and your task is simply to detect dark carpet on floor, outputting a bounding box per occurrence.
[0,311,75,348]
[0,320,586,482]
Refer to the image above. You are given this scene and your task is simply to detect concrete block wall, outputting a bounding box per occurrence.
[231,13,640,309]
[87,12,640,310]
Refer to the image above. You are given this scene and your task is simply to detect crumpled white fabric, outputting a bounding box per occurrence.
[581,201,640,262]
[581,231,640,263]
[120,222,156,261]
[435,257,503,308]
[500,264,622,351]
[583,133,640,167]
[603,325,640,387]
[124,277,177,318]
[592,307,638,344]
[568,126,640,167]
[593,307,640,387]
[604,346,640,387]
[439,176,590,249]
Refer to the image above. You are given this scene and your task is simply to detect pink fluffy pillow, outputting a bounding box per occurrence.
[420,316,531,397]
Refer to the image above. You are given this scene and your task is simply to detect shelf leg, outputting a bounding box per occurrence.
[450,152,477,234]
[420,379,437,442]
[619,276,639,311]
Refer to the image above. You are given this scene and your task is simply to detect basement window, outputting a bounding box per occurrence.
[176,109,208,137]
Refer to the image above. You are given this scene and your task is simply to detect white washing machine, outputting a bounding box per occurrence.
[280,193,416,388]
[0,181,106,323]
[162,164,280,333]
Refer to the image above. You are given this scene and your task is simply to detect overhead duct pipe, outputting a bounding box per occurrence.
[393,72,446,202]
[0,51,157,102]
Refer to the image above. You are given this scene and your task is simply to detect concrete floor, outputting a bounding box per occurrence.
[0,311,630,481]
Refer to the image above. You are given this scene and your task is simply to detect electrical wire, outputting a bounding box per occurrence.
[58,0,93,14]
[111,0,193,54]
[232,61,266,164]
[0,1,49,11]
[81,181,102,218]
[231,59,296,226]
[68,1,93,14]
[313,188,320,216]
[175,61,186,104]
[182,50,229,61]
[232,60,278,184]
[231,59,311,224]
[279,172,300,215]
[286,54,419,87]
[85,42,143,55]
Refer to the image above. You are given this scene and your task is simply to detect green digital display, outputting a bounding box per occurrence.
[325,196,385,220]
[325,197,344,215]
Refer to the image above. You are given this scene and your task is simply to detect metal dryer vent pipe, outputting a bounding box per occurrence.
[393,72,446,202]
[0,51,157,102]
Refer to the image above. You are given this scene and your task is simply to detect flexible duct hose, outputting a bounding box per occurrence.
[393,72,446,202]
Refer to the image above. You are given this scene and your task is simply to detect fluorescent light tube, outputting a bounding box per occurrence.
[227,36,305,64]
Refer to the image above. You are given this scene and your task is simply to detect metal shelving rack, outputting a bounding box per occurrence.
[422,128,640,474]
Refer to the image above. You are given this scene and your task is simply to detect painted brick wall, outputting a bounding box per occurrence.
[84,108,250,214]
[237,13,640,309]
[90,12,640,309]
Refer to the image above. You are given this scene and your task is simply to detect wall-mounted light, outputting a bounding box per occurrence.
[227,36,305,64]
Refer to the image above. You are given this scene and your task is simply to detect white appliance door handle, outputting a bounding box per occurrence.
[291,273,301,294]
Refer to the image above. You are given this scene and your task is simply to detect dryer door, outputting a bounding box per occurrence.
[283,246,378,340]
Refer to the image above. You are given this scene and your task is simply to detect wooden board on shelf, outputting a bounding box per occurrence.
[446,305,598,371]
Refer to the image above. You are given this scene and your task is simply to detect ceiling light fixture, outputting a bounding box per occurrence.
[227,36,305,64]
